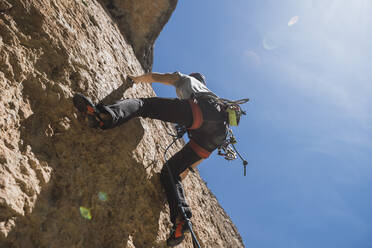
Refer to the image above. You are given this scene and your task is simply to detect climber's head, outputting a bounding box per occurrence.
[189,72,206,86]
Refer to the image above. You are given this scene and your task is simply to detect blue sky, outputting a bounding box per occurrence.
[152,1,372,247]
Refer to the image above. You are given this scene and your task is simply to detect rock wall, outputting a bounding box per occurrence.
[0,0,244,247]
[98,0,178,71]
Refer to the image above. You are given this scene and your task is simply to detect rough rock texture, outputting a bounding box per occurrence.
[98,0,178,71]
[0,0,244,247]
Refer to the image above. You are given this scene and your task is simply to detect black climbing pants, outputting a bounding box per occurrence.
[98,96,227,223]
[98,97,193,129]
[98,97,200,223]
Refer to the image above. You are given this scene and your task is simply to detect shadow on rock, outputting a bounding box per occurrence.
[1,80,166,247]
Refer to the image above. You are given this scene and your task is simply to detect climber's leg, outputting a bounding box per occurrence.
[139,97,193,126]
[73,94,193,129]
[160,143,202,246]
[100,97,193,128]
[160,143,200,223]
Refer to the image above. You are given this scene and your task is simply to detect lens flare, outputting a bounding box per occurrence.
[79,206,92,220]
[288,16,299,26]
[98,191,108,202]
[262,37,277,50]
[243,51,261,66]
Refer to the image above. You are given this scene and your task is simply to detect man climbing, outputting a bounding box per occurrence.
[73,71,244,246]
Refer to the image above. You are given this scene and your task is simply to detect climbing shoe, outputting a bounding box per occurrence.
[166,220,189,247]
[73,93,105,128]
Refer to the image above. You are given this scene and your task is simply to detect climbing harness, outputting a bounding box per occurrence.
[167,96,250,176]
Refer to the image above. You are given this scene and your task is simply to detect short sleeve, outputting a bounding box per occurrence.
[173,71,188,87]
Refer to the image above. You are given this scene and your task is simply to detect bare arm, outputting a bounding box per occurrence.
[179,159,204,180]
[128,72,180,86]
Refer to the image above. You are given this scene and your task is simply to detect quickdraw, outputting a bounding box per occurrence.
[218,128,248,176]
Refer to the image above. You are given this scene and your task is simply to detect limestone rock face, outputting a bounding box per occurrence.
[0,0,244,247]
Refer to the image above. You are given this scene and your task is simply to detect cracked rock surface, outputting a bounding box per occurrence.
[0,0,244,247]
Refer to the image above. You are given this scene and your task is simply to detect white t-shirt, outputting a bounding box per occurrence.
[173,72,216,99]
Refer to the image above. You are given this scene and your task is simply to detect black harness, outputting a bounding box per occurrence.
[175,93,249,176]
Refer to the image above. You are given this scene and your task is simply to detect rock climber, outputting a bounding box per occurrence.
[73,71,244,246]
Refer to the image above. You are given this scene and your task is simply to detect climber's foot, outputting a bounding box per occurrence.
[166,220,189,247]
[73,93,104,128]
